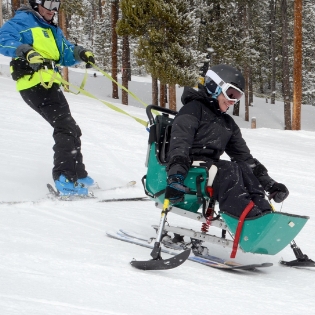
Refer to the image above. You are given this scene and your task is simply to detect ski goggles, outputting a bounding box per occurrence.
[42,0,60,11]
[205,70,244,102]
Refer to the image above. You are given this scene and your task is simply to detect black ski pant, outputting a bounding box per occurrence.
[20,83,87,182]
[212,160,271,217]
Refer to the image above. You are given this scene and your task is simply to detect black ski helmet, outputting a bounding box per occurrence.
[205,64,245,97]
[29,0,41,9]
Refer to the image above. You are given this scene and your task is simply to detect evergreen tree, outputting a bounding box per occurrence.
[58,0,315,109]
[302,0,315,105]
[93,16,111,69]
[68,15,86,46]
[118,0,206,87]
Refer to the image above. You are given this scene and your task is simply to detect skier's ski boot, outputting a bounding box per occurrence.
[55,175,88,196]
[77,176,95,188]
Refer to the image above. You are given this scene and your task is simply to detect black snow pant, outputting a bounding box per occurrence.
[212,160,272,217]
[20,83,88,182]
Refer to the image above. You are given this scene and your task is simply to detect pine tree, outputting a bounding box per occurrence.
[93,16,111,69]
[302,0,315,105]
[68,15,85,46]
[118,0,207,108]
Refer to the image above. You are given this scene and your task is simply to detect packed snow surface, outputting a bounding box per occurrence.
[1,55,315,314]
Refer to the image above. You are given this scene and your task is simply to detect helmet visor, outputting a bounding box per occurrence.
[222,83,244,102]
[42,0,60,11]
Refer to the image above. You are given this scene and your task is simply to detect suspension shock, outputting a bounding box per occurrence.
[201,206,214,233]
[201,186,215,233]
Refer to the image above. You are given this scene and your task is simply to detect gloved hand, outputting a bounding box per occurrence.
[268,182,289,203]
[15,44,44,72]
[165,174,189,204]
[26,50,45,71]
[79,49,95,68]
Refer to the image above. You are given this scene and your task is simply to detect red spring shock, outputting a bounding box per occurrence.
[201,207,214,233]
[201,186,215,233]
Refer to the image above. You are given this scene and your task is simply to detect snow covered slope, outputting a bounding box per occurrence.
[1,63,315,315]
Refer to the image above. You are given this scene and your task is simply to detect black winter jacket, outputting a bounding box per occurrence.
[167,85,258,177]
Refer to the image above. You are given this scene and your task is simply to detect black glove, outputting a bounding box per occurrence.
[79,49,95,68]
[26,50,45,71]
[268,182,289,203]
[165,174,189,204]
[16,44,44,72]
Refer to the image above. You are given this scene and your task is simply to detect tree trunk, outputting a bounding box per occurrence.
[233,101,240,116]
[168,84,176,111]
[244,65,250,122]
[259,67,264,94]
[98,0,102,17]
[292,0,303,130]
[164,85,168,104]
[270,0,276,104]
[111,0,119,99]
[281,0,291,130]
[249,67,253,105]
[247,5,253,106]
[0,0,3,27]
[152,77,158,106]
[160,84,166,108]
[59,9,69,92]
[121,35,129,105]
[11,0,20,15]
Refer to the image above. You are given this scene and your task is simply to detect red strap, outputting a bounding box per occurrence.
[206,186,214,197]
[230,201,255,258]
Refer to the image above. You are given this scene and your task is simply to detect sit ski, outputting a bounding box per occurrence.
[107,105,314,271]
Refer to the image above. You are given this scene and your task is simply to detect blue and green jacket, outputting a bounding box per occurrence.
[0,5,80,90]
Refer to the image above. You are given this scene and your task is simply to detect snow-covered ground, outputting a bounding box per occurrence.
[1,55,315,315]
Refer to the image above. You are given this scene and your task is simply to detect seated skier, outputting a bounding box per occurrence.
[164,64,289,218]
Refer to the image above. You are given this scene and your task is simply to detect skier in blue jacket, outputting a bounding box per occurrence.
[0,0,95,196]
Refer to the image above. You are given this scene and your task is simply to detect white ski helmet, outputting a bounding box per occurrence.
[205,64,245,101]
[29,0,60,11]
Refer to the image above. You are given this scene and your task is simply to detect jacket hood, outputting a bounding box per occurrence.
[17,4,37,14]
[181,84,222,115]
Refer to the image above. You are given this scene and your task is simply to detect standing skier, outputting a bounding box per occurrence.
[165,64,289,217]
[0,0,95,195]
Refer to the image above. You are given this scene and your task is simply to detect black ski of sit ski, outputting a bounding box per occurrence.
[106,229,273,271]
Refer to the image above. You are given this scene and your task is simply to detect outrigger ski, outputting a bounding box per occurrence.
[279,240,315,268]
[107,229,273,270]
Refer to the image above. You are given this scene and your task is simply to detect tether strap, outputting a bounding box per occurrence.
[91,64,148,108]
[230,201,255,258]
[38,69,148,127]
